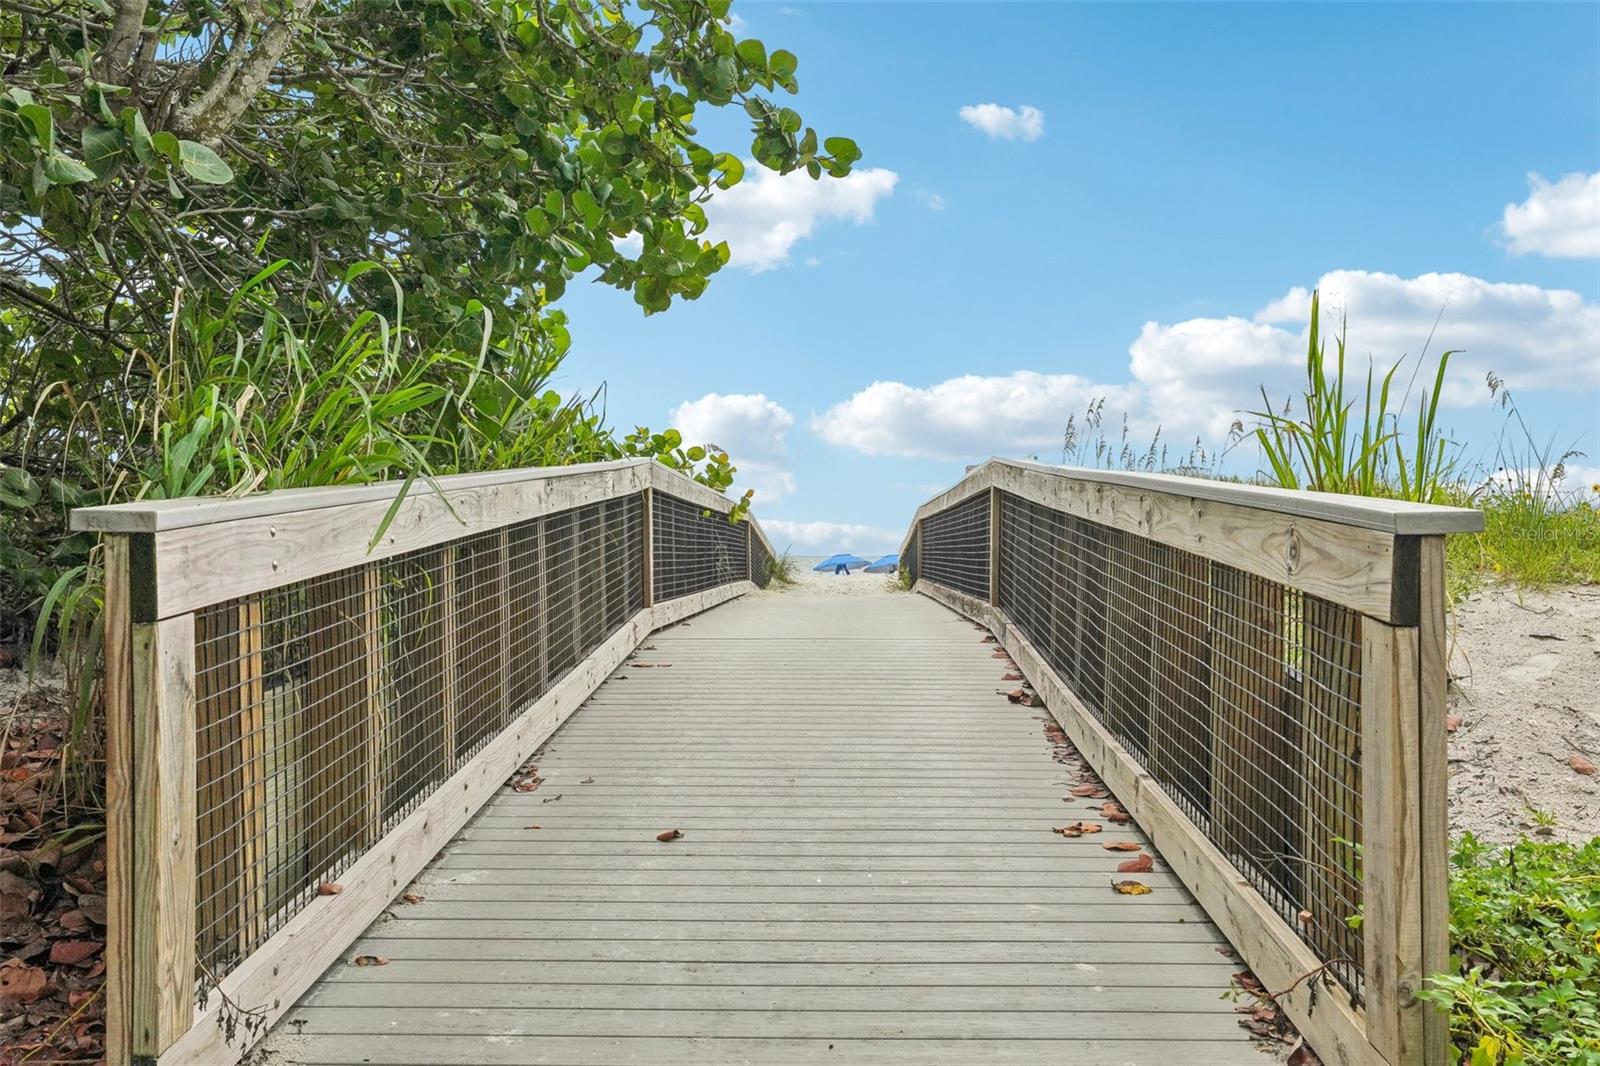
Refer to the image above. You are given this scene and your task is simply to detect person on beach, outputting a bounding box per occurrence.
[834,562,850,575]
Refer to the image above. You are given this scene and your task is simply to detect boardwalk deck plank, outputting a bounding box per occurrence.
[272,590,1267,1065]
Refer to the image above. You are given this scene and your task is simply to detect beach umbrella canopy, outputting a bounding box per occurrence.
[812,553,872,571]
[863,554,899,574]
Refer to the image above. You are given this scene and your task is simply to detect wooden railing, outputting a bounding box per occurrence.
[71,458,776,1066]
[902,458,1482,1066]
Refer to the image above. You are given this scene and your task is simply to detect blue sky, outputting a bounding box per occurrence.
[557,1,1600,555]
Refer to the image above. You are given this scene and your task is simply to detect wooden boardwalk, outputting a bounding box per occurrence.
[273,589,1267,1064]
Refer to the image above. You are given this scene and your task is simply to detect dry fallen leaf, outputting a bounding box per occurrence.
[1117,854,1154,874]
[523,825,541,830]
[399,893,424,904]
[1445,714,1463,733]
[1297,909,1313,925]
[317,882,343,896]
[980,635,998,644]
[656,829,684,842]
[1102,841,1143,852]
[1571,755,1597,776]
[48,940,103,966]
[1101,802,1132,824]
[352,955,389,966]
[1286,1043,1319,1066]
[541,793,563,803]
[1069,783,1104,798]
[1111,879,1153,896]
[0,959,48,1004]
[1001,672,1023,681]
[1053,822,1102,838]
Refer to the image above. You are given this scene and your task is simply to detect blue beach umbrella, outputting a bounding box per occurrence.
[863,554,899,574]
[812,553,871,571]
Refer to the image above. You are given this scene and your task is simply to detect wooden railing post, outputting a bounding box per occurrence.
[1417,536,1451,1065]
[1359,533,1448,1066]
[440,545,461,766]
[641,487,655,609]
[1360,613,1423,1063]
[987,486,1001,607]
[130,610,198,1059]
[102,536,134,1066]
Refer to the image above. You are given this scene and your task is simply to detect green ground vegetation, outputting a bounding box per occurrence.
[1420,834,1600,1065]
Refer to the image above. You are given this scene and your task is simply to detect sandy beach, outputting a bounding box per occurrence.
[763,555,902,596]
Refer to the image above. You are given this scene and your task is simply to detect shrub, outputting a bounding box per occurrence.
[1422,833,1600,1065]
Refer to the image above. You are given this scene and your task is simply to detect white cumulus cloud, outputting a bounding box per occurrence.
[1136,270,1599,433]
[704,163,898,271]
[1128,316,1303,440]
[812,270,1599,461]
[670,392,797,503]
[811,371,1141,461]
[958,103,1045,142]
[760,519,902,555]
[1500,172,1600,259]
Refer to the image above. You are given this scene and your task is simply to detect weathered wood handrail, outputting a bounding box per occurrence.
[902,458,1482,1066]
[72,459,772,1066]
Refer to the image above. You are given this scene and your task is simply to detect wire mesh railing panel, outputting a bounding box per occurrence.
[652,492,748,601]
[192,494,646,989]
[992,490,1365,996]
[751,531,773,590]
[918,490,989,600]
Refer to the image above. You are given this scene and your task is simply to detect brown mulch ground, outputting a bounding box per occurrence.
[0,680,106,1066]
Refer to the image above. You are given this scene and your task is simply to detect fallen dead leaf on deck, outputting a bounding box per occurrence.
[1286,1042,1320,1066]
[352,955,389,966]
[1102,841,1142,852]
[1116,855,1154,874]
[399,893,424,904]
[656,829,683,842]
[1445,714,1463,733]
[991,650,1010,659]
[1571,755,1597,776]
[630,662,656,668]
[1001,672,1023,681]
[1069,783,1104,797]
[980,635,997,643]
[541,793,563,803]
[1111,880,1153,896]
[523,825,541,830]
[317,882,343,896]
[1053,822,1101,838]
[1101,802,1132,823]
